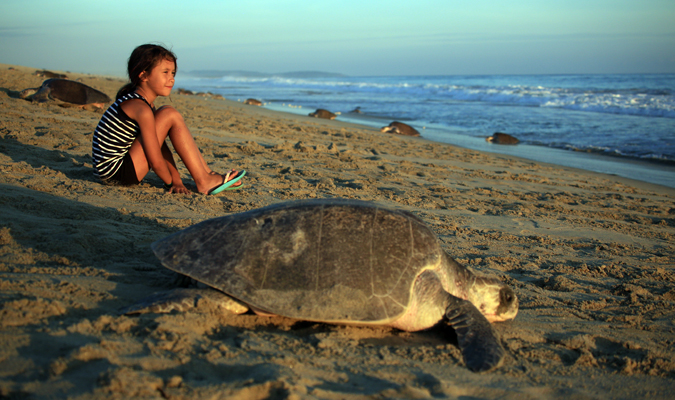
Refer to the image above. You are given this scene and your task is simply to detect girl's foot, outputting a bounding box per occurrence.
[205,170,245,195]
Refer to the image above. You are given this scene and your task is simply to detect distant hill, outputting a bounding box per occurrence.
[185,70,348,79]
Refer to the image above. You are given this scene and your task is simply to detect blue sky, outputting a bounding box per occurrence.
[1,0,674,76]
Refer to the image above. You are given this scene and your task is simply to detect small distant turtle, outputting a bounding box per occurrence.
[380,121,420,137]
[123,199,518,372]
[21,79,111,108]
[244,98,263,106]
[309,108,337,120]
[349,106,362,114]
[35,69,67,79]
[486,132,519,145]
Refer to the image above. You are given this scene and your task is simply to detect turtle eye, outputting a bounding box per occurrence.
[500,287,514,306]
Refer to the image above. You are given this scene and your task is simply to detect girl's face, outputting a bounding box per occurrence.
[142,58,176,97]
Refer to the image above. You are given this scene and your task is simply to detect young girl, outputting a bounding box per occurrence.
[92,44,245,194]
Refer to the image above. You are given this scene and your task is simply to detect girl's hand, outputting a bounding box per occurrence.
[167,182,190,194]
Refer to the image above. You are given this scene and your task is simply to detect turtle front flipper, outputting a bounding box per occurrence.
[120,288,248,315]
[31,85,51,102]
[444,295,506,372]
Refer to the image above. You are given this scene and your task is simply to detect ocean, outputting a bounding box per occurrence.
[175,73,675,188]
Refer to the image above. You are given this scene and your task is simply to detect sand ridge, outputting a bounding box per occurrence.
[1,64,674,399]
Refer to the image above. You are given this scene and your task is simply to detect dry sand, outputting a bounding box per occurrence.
[1,63,674,399]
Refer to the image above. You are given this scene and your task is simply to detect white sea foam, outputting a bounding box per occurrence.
[207,74,675,119]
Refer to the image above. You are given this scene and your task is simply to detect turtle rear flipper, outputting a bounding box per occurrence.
[444,296,506,372]
[120,288,248,315]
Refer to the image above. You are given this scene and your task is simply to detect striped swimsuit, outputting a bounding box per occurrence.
[92,93,152,181]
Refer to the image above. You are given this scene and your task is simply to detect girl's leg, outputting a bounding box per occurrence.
[129,105,241,193]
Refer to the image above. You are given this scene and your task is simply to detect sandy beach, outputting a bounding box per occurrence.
[1,64,674,399]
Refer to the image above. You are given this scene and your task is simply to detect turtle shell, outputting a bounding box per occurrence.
[152,199,447,324]
[34,79,111,105]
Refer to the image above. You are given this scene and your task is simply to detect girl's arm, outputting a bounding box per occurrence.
[121,99,173,185]
[160,143,190,194]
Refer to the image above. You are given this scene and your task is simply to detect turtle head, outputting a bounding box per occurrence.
[467,276,518,323]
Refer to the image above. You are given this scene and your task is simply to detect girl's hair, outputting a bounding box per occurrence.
[116,44,178,99]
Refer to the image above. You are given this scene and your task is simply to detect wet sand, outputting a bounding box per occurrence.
[1,63,674,399]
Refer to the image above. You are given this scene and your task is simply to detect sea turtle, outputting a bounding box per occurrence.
[20,79,111,108]
[380,121,421,137]
[308,108,337,120]
[35,69,67,79]
[244,98,263,106]
[486,132,519,145]
[123,199,518,372]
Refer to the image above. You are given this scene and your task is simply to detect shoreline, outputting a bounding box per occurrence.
[1,64,674,398]
[259,102,675,189]
[253,102,675,193]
